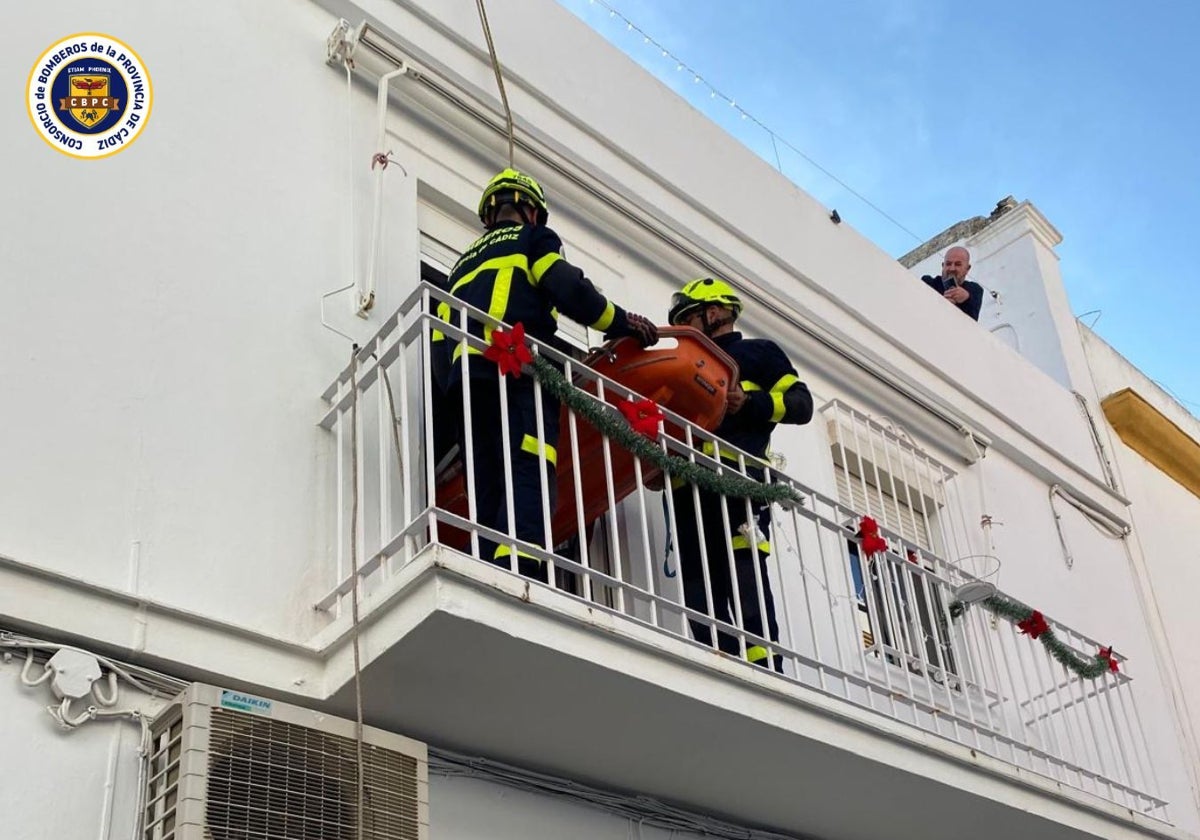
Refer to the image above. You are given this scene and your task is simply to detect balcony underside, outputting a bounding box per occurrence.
[321,545,1178,840]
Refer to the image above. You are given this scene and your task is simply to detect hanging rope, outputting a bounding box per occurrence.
[348,346,366,840]
[372,352,406,477]
[475,0,516,166]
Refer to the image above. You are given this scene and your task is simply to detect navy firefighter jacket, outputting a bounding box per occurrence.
[438,220,631,383]
[711,331,813,465]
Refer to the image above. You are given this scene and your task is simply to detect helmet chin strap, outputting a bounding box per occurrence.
[700,309,734,336]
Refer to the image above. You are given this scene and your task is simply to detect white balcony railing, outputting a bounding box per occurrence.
[318,282,1166,819]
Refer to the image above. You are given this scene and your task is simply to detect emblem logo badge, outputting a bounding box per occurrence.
[26,33,152,159]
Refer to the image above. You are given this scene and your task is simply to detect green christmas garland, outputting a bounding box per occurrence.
[524,342,1123,681]
[949,593,1119,680]
[530,356,802,506]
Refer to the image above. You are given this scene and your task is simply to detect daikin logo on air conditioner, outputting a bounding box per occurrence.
[219,690,273,715]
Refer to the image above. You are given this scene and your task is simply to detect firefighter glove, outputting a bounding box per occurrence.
[619,312,659,347]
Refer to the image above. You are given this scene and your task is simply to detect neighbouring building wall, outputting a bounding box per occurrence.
[1078,326,1200,811]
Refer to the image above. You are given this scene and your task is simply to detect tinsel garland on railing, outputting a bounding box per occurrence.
[530,355,802,506]
[949,593,1120,680]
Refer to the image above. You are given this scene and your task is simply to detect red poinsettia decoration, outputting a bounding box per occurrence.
[1017,610,1050,639]
[859,516,888,556]
[483,322,534,378]
[1097,646,1120,674]
[619,397,665,439]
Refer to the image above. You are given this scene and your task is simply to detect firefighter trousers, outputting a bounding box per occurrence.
[451,374,559,582]
[671,484,782,670]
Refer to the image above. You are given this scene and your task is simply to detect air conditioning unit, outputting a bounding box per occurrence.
[142,683,428,840]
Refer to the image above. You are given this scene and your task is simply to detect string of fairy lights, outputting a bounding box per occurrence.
[583,0,924,242]
[579,1,1200,411]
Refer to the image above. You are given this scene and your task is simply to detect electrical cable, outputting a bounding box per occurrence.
[429,746,816,839]
[1051,484,1127,541]
[1,633,187,697]
[584,0,923,242]
[2,632,163,840]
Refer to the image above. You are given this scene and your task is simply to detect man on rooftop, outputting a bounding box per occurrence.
[921,246,983,321]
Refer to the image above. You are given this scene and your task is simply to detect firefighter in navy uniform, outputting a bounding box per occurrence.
[666,278,813,670]
[443,168,658,578]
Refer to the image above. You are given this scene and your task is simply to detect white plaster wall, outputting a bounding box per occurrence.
[1079,327,1200,805]
[0,661,161,840]
[0,0,410,638]
[429,772,721,840]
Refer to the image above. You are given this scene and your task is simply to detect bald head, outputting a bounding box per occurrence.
[941,247,971,284]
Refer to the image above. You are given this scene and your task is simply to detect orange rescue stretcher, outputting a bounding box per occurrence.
[435,326,738,551]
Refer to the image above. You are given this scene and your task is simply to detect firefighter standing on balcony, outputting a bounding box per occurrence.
[666,278,813,670]
[442,168,659,578]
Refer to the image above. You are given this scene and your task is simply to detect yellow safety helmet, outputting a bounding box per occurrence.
[477,168,549,226]
[668,277,744,325]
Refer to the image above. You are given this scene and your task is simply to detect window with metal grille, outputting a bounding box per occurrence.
[823,400,959,679]
[825,402,949,554]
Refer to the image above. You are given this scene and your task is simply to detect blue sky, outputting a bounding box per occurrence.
[557,0,1200,415]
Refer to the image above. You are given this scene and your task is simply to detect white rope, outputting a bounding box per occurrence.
[375,355,405,477]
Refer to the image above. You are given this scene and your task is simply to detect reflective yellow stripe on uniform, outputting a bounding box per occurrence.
[494,545,544,563]
[433,301,451,342]
[768,373,799,423]
[530,252,561,283]
[451,344,486,362]
[446,254,533,362]
[590,301,616,331]
[487,266,515,345]
[746,645,770,663]
[520,435,557,466]
[731,534,771,553]
[701,439,745,463]
[448,254,530,296]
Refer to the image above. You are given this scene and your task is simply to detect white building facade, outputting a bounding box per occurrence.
[2,1,1197,839]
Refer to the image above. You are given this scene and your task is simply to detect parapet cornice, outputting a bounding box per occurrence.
[971,201,1063,253]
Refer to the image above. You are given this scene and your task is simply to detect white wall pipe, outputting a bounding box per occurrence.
[359,63,410,318]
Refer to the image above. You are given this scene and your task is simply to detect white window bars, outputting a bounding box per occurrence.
[317,282,1166,818]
